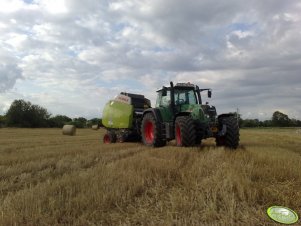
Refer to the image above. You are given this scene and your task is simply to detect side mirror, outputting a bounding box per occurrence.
[208,90,212,98]
[162,87,167,96]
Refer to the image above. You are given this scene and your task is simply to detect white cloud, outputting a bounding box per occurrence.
[0,0,300,120]
[0,0,26,13]
[36,0,68,14]
[5,33,28,50]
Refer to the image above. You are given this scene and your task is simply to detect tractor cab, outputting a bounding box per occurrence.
[155,82,216,123]
[156,83,198,107]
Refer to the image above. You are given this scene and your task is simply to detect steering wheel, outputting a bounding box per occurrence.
[176,99,185,105]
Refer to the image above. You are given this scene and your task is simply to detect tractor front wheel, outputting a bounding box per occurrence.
[175,116,196,147]
[141,113,166,147]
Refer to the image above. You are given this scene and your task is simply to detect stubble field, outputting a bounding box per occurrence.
[0,128,301,226]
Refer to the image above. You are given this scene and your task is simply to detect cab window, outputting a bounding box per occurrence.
[174,89,197,105]
[156,91,171,107]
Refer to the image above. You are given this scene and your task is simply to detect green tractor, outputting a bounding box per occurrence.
[140,82,239,148]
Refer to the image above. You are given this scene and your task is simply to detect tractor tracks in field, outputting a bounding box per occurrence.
[101,146,148,166]
[0,145,148,199]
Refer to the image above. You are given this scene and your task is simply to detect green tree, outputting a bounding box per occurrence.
[262,120,273,127]
[289,118,301,127]
[86,118,102,128]
[29,104,51,127]
[6,99,50,128]
[0,115,6,127]
[71,117,87,128]
[272,111,290,127]
[48,115,72,128]
[241,119,260,127]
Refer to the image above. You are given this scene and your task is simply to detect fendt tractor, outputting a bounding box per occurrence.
[102,82,239,149]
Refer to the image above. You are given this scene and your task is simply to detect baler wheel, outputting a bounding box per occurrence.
[103,132,117,144]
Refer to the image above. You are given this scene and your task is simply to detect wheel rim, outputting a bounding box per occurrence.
[103,134,110,144]
[176,124,182,145]
[144,121,154,143]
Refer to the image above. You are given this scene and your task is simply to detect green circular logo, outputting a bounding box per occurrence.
[267,206,299,224]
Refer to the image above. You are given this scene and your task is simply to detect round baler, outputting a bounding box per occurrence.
[102,93,151,143]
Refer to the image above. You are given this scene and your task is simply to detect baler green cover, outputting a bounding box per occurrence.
[102,100,134,129]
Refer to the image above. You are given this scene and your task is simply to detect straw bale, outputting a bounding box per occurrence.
[62,125,76,136]
[92,125,99,130]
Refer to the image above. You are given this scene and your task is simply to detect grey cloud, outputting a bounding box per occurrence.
[0,0,300,119]
[0,48,22,92]
[0,64,22,92]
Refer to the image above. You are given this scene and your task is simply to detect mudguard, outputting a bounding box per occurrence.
[142,108,163,123]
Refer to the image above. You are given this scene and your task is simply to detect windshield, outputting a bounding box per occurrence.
[174,89,197,105]
[156,88,198,107]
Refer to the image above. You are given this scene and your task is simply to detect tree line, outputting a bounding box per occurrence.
[0,99,102,128]
[0,99,300,128]
[236,110,301,127]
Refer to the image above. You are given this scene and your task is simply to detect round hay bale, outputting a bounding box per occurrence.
[92,125,99,130]
[62,125,76,136]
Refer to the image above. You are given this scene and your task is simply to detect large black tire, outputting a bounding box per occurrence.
[141,113,166,147]
[215,136,225,147]
[116,133,126,143]
[216,116,239,149]
[195,121,204,145]
[175,116,196,147]
[103,132,117,144]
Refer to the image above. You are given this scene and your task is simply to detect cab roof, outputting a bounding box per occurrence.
[157,82,196,92]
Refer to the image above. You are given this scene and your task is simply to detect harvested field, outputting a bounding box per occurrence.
[0,128,301,226]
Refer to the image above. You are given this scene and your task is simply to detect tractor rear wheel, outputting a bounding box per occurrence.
[103,132,117,144]
[175,116,196,147]
[195,121,204,145]
[141,113,166,147]
[216,116,239,149]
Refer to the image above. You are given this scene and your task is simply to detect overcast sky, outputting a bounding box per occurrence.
[0,0,300,120]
